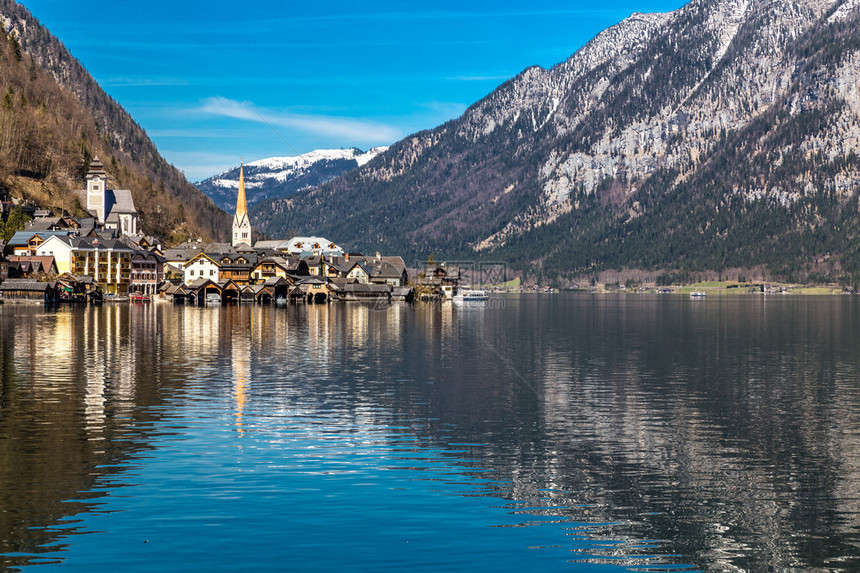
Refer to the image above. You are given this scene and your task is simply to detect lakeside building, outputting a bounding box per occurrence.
[414,263,461,298]
[33,235,163,295]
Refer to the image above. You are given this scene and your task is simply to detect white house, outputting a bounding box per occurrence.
[35,235,75,274]
[184,253,221,285]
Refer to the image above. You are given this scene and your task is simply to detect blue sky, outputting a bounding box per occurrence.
[23,0,687,181]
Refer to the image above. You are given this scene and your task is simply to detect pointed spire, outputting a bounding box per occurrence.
[236,162,248,218]
[232,161,252,247]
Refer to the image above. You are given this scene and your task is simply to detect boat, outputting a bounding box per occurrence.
[453,288,489,302]
[206,293,221,304]
[690,290,707,298]
[130,293,150,302]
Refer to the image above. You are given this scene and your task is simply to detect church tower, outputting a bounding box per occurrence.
[86,156,107,223]
[232,163,252,247]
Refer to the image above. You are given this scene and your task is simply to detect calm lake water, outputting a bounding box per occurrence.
[2,294,860,572]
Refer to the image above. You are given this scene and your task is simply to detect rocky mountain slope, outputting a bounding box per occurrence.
[0,0,229,244]
[255,0,860,283]
[197,148,386,213]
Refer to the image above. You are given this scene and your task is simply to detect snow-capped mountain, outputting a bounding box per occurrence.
[254,0,860,283]
[196,147,387,213]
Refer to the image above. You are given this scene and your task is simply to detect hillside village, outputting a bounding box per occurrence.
[0,158,443,305]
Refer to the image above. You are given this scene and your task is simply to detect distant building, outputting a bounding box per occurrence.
[282,237,343,257]
[78,156,139,236]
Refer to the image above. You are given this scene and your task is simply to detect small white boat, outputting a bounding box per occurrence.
[690,290,706,298]
[206,293,221,304]
[453,288,489,302]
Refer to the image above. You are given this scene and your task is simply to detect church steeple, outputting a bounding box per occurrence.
[232,163,252,247]
[86,156,107,223]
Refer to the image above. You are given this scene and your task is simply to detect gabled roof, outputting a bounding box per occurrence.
[369,257,407,279]
[254,240,286,250]
[0,279,56,292]
[186,277,216,290]
[24,217,64,231]
[7,255,56,271]
[186,252,222,266]
[87,237,134,252]
[163,247,199,262]
[217,253,258,267]
[8,230,73,246]
[341,283,392,294]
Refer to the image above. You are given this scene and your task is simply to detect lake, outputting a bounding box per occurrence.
[1,294,859,572]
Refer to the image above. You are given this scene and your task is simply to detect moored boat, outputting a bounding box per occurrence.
[453,288,489,302]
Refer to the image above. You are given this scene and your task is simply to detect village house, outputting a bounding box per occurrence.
[251,256,309,282]
[323,256,371,284]
[6,255,58,279]
[415,263,461,298]
[130,250,165,295]
[368,255,408,287]
[183,252,222,285]
[217,253,257,285]
[7,230,74,256]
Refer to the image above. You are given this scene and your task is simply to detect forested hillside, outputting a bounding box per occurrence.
[0,0,229,244]
[254,0,860,284]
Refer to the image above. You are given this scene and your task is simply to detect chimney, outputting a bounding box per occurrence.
[345,253,350,261]
[376,252,381,261]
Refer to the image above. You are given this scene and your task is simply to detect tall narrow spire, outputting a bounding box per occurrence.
[232,162,252,247]
[236,163,248,218]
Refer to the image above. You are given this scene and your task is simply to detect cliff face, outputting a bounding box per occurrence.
[256,0,860,281]
[0,0,230,244]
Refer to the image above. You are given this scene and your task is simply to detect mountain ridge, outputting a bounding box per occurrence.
[196,147,387,213]
[253,0,860,283]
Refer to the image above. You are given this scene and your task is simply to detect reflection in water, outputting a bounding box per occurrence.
[1,297,860,571]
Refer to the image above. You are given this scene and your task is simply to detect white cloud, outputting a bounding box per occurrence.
[446,74,513,82]
[197,97,402,143]
[100,77,190,87]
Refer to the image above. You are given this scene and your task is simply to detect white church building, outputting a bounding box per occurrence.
[78,156,139,236]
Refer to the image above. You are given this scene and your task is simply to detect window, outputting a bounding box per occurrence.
[210,270,214,276]
[190,270,195,276]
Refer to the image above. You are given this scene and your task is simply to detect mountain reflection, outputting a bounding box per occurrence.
[2,297,860,571]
